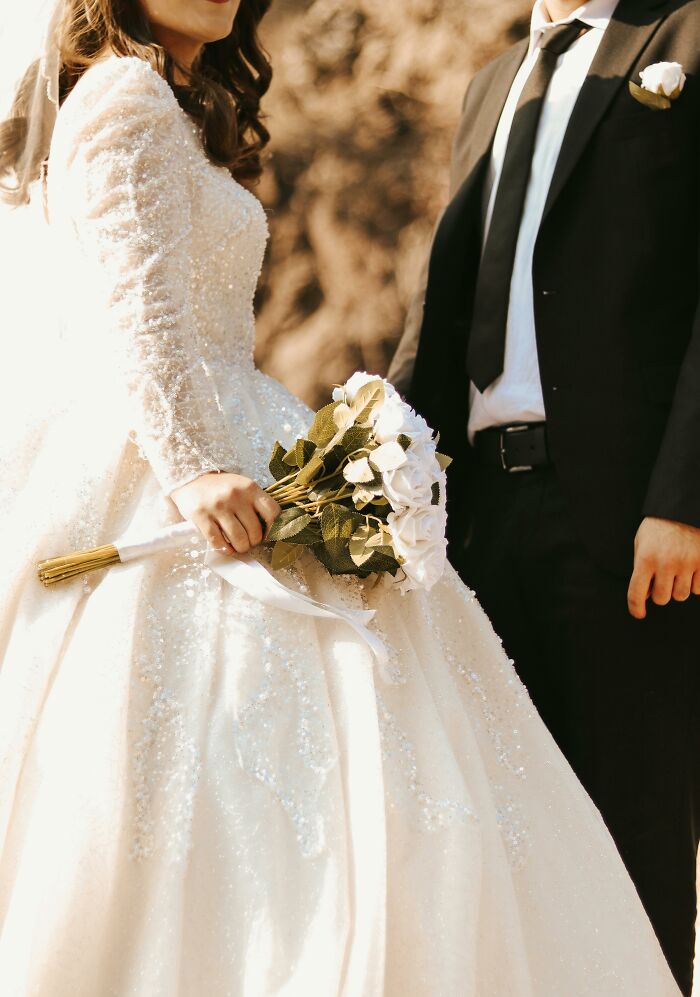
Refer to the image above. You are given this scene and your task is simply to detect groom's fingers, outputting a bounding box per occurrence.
[672,572,693,602]
[627,561,653,619]
[692,572,700,596]
[650,568,675,607]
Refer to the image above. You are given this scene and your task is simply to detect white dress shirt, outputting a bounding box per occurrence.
[467,0,619,440]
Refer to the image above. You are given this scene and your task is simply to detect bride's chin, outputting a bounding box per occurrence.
[198,21,237,44]
[199,0,240,37]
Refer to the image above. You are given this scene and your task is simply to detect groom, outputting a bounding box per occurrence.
[389,0,700,991]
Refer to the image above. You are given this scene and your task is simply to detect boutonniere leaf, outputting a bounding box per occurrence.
[628,81,671,111]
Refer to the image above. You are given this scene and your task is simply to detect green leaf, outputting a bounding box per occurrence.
[628,80,671,111]
[340,425,372,455]
[364,549,401,575]
[320,503,359,561]
[309,471,346,499]
[349,539,374,567]
[375,544,398,559]
[333,403,355,433]
[348,523,377,565]
[321,444,347,474]
[435,451,452,471]
[296,438,316,468]
[269,441,290,481]
[267,508,313,542]
[313,540,364,577]
[365,530,387,549]
[431,482,440,506]
[350,523,374,544]
[283,445,299,467]
[351,379,385,426]
[397,434,412,451]
[295,452,325,488]
[271,541,304,570]
[312,536,399,579]
[284,524,322,545]
[308,401,342,449]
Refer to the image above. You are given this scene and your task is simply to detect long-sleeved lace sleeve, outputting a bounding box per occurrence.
[59,57,238,495]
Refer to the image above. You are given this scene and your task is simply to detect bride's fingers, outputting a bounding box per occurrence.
[254,493,282,539]
[217,513,251,554]
[234,503,264,549]
[193,514,235,557]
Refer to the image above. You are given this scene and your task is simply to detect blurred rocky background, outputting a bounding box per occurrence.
[256,0,530,406]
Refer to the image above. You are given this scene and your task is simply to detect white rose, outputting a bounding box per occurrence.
[389,506,447,548]
[334,371,395,404]
[373,395,433,446]
[399,543,447,594]
[383,454,437,510]
[639,62,686,98]
[388,507,447,593]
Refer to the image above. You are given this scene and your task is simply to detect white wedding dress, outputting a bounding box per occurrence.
[0,55,681,996]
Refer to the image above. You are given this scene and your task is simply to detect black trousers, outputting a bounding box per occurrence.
[459,461,700,996]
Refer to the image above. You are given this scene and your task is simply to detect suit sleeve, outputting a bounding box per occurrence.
[387,77,478,398]
[643,311,700,529]
[386,249,431,396]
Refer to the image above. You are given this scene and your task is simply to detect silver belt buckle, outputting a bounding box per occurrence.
[499,425,534,474]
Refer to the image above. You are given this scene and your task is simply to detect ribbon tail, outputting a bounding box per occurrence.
[205,549,389,666]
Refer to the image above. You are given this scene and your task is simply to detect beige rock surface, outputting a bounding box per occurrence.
[256,0,530,406]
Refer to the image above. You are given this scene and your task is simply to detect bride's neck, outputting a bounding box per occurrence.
[92,41,199,85]
[148,26,203,80]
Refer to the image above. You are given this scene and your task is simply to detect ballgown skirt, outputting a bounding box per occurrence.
[0,365,680,996]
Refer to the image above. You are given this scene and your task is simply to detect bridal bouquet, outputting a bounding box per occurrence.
[37,373,451,596]
[264,373,451,594]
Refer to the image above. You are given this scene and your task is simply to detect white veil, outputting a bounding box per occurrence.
[0,0,63,206]
[0,0,67,500]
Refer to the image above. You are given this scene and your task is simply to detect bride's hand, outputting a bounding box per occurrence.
[170,473,282,557]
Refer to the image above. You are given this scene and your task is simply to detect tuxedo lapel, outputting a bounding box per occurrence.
[427,40,528,300]
[451,39,529,196]
[542,0,671,221]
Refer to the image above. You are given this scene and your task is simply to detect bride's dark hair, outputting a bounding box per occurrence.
[0,0,273,200]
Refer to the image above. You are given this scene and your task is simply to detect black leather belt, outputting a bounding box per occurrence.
[473,423,551,473]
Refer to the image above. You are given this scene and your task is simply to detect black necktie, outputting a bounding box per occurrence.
[467,20,590,393]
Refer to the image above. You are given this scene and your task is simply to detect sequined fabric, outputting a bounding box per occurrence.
[0,56,680,996]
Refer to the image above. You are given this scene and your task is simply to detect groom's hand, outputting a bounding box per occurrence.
[627,517,700,619]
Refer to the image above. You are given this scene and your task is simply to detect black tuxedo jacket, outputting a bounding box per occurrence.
[389,0,700,575]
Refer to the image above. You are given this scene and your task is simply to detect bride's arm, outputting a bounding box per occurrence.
[62,57,279,552]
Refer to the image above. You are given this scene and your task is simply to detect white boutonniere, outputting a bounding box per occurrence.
[629,62,686,110]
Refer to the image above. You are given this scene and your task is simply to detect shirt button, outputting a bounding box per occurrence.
[541,289,557,296]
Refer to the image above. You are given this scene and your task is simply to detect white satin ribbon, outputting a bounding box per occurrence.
[115,521,198,561]
[115,521,388,665]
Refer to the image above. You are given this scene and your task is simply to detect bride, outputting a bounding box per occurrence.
[0,1,681,994]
